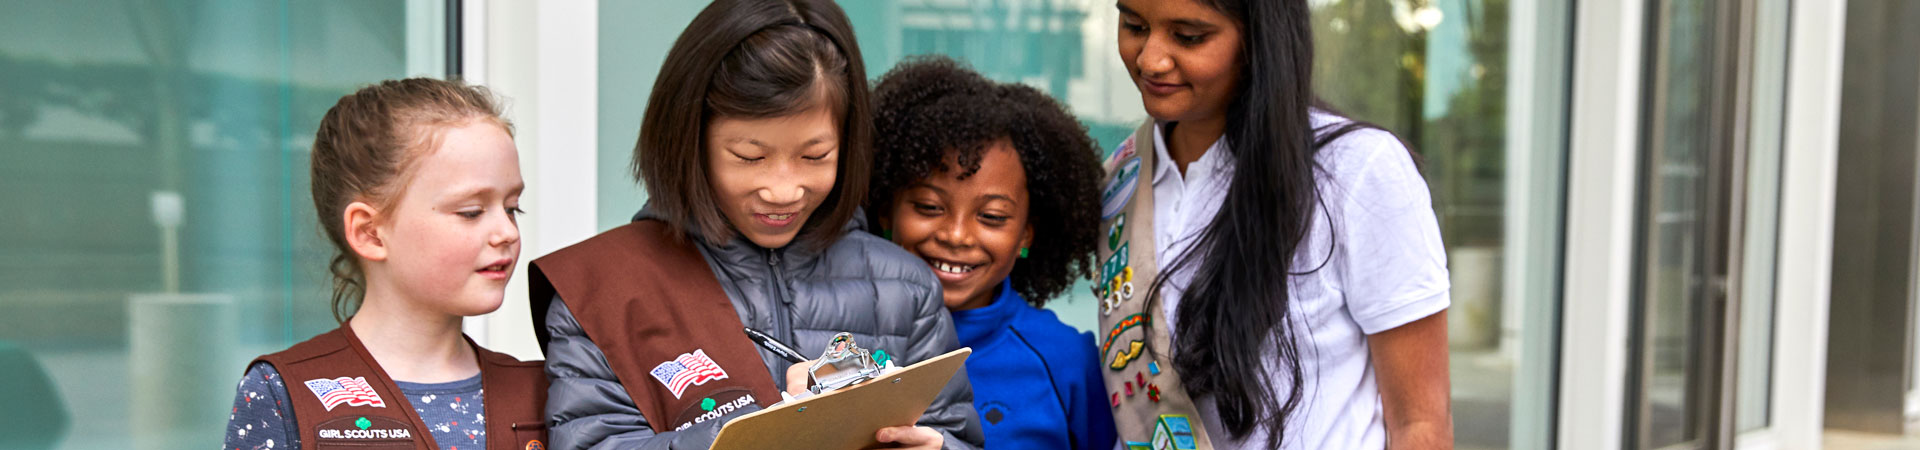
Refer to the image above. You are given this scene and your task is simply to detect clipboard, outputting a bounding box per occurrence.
[711,348,971,450]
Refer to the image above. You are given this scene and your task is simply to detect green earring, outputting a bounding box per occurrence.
[1019,247,1029,259]
[881,229,893,241]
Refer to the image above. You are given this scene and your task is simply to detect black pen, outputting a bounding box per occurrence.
[743,327,808,363]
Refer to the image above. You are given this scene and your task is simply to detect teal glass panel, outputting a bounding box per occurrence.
[0,1,440,448]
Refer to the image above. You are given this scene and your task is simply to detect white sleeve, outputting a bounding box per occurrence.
[1321,129,1451,335]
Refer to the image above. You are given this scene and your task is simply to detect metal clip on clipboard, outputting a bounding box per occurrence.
[803,332,896,395]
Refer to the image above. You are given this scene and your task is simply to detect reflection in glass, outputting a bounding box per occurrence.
[1312,0,1566,448]
[1635,0,1717,446]
[0,1,437,448]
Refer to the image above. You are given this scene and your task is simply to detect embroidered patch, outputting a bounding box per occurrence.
[1100,243,1131,284]
[302,377,386,411]
[1105,136,1138,169]
[314,415,413,441]
[1103,313,1151,371]
[1124,441,1153,450]
[1101,313,1150,355]
[672,388,756,432]
[1109,341,1145,370]
[649,349,730,399]
[525,440,546,450]
[1108,213,1127,250]
[1153,415,1199,450]
[1100,157,1142,220]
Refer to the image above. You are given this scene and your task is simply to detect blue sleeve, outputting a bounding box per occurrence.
[1072,331,1117,450]
[225,361,302,450]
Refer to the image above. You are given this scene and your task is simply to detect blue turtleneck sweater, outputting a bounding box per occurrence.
[949,279,1116,450]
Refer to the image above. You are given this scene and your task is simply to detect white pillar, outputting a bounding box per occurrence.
[460,0,599,360]
[1768,0,1848,446]
[1557,0,1648,447]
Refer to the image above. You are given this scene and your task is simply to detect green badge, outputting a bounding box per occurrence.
[701,397,716,412]
[1101,243,1130,282]
[355,417,371,430]
[1108,214,1127,250]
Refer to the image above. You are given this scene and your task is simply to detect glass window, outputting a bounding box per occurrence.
[1312,0,1569,448]
[1737,0,1791,434]
[0,1,445,447]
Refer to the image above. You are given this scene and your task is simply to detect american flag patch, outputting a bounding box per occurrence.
[649,349,730,399]
[302,377,386,411]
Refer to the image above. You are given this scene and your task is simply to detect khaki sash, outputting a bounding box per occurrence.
[1093,122,1214,450]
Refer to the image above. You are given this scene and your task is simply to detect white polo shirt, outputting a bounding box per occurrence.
[1147,111,1451,449]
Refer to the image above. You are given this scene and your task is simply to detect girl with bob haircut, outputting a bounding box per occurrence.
[224,78,548,450]
[866,55,1116,450]
[1099,0,1454,448]
[527,1,983,449]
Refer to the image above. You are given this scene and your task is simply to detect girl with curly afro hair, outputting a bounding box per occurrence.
[867,55,1115,450]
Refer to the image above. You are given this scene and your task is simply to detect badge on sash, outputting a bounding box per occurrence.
[1106,135,1138,168]
[1153,415,1200,450]
[1102,157,1142,221]
[1102,313,1151,371]
[649,349,731,399]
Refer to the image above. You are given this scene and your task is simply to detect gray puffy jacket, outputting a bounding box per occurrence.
[540,206,985,450]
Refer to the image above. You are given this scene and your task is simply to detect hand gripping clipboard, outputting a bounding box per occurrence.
[711,348,971,450]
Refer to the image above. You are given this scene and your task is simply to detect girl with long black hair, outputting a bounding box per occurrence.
[1096,0,1453,448]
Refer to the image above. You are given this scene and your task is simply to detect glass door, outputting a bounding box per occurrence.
[1630,0,1784,447]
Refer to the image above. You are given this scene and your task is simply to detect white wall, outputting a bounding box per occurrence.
[461,0,600,361]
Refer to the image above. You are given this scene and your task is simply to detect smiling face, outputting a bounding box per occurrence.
[884,141,1033,310]
[705,104,841,249]
[372,120,524,316]
[1117,0,1244,124]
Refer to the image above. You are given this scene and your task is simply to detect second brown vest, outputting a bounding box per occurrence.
[528,219,783,433]
[253,325,549,450]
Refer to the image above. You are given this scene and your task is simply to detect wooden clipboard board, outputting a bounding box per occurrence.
[711,348,971,450]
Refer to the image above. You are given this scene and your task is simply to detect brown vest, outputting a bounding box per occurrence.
[1096,123,1215,449]
[253,325,549,450]
[527,219,782,433]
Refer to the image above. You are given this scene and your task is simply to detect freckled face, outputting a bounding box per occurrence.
[1117,0,1244,124]
[884,141,1033,311]
[705,105,840,249]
